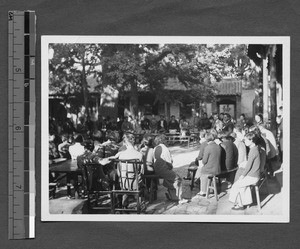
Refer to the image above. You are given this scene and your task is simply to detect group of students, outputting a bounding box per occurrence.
[186,120,279,210]
[49,127,188,205]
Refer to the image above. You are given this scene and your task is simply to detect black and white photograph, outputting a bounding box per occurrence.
[41,36,289,222]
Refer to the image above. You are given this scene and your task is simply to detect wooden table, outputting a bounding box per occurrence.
[49,159,82,198]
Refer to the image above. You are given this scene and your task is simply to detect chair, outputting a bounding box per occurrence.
[206,175,219,201]
[82,163,114,214]
[249,169,269,214]
[111,159,146,214]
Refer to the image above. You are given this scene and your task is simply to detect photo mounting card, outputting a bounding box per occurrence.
[41,36,290,222]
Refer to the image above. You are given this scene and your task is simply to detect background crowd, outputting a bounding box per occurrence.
[49,106,283,209]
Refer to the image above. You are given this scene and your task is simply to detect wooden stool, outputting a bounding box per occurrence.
[206,175,219,201]
[187,167,198,190]
[249,173,268,214]
[250,184,262,214]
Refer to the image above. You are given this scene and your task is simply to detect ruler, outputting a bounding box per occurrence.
[8,10,36,239]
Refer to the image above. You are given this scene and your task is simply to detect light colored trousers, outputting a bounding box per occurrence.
[229,175,259,206]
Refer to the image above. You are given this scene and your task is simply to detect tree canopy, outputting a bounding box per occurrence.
[49,43,258,117]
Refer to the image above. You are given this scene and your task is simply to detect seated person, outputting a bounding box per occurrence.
[49,132,60,160]
[168,115,180,133]
[68,134,85,160]
[199,132,222,196]
[229,132,261,210]
[183,130,208,181]
[57,133,71,159]
[109,132,144,207]
[219,131,238,184]
[153,134,188,204]
[139,134,156,191]
[232,127,248,182]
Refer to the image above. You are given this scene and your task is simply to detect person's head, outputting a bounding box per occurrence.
[143,134,154,148]
[124,132,135,146]
[244,132,259,146]
[213,112,219,120]
[209,116,214,123]
[106,130,120,142]
[202,112,208,119]
[171,115,175,120]
[218,131,229,141]
[154,134,167,146]
[240,114,246,120]
[209,129,218,140]
[205,132,215,142]
[160,115,165,120]
[219,113,224,120]
[199,130,207,142]
[249,125,261,136]
[255,113,263,124]
[124,116,128,122]
[83,140,94,152]
[241,125,249,136]
[223,113,231,122]
[74,134,83,144]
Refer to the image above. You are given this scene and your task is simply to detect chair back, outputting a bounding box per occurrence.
[83,163,108,192]
[113,159,142,191]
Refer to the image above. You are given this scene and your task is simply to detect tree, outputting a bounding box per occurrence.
[49,43,102,116]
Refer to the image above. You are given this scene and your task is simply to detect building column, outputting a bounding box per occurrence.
[263,57,269,122]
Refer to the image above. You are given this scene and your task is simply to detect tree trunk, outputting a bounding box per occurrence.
[81,55,90,117]
[269,45,277,135]
[129,80,139,118]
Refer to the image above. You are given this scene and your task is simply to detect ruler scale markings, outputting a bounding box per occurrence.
[8,10,35,240]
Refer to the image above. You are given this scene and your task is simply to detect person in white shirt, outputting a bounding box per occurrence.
[153,134,188,204]
[68,135,85,160]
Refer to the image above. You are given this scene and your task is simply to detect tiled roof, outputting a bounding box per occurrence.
[214,78,242,96]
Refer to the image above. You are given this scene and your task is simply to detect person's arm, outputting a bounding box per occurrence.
[242,147,258,176]
[202,145,210,165]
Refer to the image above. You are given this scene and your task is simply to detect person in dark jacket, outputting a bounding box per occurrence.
[168,115,180,132]
[157,115,168,133]
[199,132,222,196]
[199,112,212,130]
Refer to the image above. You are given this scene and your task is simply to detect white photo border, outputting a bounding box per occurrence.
[41,36,290,222]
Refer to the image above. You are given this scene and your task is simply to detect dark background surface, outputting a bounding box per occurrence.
[1,0,299,248]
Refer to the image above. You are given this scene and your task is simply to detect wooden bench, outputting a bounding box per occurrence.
[166,134,191,147]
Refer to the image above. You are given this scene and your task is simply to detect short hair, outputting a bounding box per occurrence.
[205,132,215,142]
[245,132,259,145]
[249,125,261,136]
[74,134,83,143]
[171,115,175,118]
[224,113,231,119]
[240,113,246,118]
[209,129,218,140]
[143,134,154,147]
[106,130,119,142]
[124,132,135,145]
[83,140,94,152]
[154,134,167,146]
